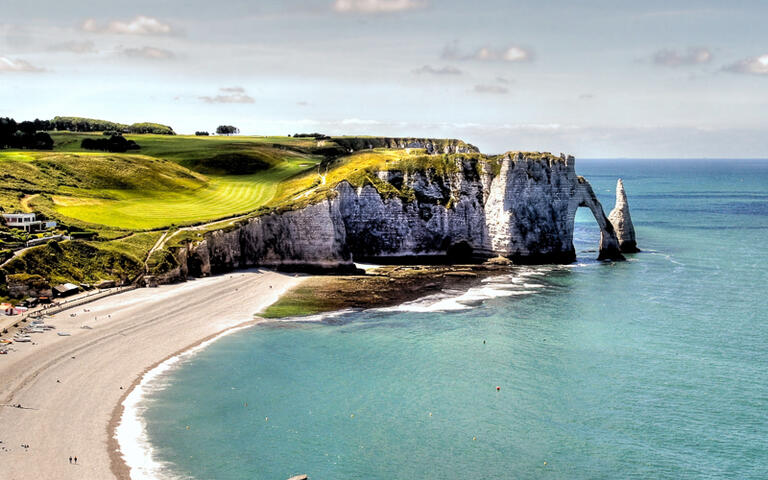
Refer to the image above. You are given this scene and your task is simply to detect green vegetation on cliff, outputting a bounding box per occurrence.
[0,126,558,293]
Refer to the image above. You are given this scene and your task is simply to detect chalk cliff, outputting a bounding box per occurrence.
[158,152,628,281]
[608,178,639,253]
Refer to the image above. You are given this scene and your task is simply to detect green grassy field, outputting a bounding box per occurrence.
[1,134,325,231]
[49,159,314,229]
[0,131,494,294]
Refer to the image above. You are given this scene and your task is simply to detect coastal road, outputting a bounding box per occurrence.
[0,270,303,479]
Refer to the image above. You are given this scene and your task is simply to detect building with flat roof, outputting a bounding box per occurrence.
[1,213,57,232]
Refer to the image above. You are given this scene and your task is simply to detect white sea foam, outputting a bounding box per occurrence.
[115,323,254,480]
[380,267,555,313]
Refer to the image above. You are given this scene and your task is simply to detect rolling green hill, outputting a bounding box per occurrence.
[0,131,495,297]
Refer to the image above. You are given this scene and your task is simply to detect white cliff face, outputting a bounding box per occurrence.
[608,178,639,253]
[336,158,491,260]
[160,153,627,281]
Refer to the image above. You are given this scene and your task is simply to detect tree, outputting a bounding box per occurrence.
[195,131,210,136]
[0,117,53,150]
[216,125,239,136]
[81,135,140,153]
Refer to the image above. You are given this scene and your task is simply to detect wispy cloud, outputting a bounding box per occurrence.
[638,8,723,18]
[442,41,532,63]
[0,56,44,73]
[48,40,95,54]
[412,65,462,75]
[121,46,175,60]
[341,118,381,125]
[653,47,712,67]
[474,84,508,94]
[723,53,768,75]
[332,0,427,14]
[81,16,174,35]
[199,86,255,104]
[578,93,595,100]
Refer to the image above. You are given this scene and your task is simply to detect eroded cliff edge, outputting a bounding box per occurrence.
[155,151,631,282]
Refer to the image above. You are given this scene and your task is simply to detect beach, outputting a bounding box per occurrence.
[0,269,303,479]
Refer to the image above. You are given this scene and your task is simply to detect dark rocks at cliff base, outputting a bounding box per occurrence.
[608,179,640,253]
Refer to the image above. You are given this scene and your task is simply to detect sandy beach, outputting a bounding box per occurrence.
[0,269,303,479]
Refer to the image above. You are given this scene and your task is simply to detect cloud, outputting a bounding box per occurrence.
[653,47,712,67]
[341,118,381,125]
[81,16,173,35]
[332,0,427,13]
[199,87,255,104]
[48,40,95,54]
[578,93,595,100]
[412,65,462,75]
[297,101,310,106]
[723,53,768,75]
[121,46,175,60]
[0,56,44,73]
[442,41,532,63]
[496,76,512,84]
[474,84,508,94]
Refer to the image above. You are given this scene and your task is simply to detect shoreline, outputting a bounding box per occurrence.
[108,317,265,479]
[109,262,563,479]
[0,269,304,480]
[1,262,544,480]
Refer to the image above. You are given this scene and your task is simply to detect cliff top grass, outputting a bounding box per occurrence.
[269,148,488,211]
[503,151,563,162]
[0,132,494,292]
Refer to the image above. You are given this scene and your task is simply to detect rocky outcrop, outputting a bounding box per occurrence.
[608,179,639,253]
[158,152,627,282]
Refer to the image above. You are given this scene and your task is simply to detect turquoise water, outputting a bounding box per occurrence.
[141,160,768,479]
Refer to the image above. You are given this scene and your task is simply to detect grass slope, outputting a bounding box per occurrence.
[1,136,323,230]
[2,133,537,295]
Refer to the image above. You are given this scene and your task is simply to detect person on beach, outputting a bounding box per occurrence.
[74,456,77,464]
[69,456,72,464]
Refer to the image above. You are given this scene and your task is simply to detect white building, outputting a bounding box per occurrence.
[1,213,57,232]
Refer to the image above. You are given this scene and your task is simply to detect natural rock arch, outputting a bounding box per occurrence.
[568,177,624,261]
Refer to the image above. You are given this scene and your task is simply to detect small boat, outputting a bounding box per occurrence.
[13,336,31,343]
[28,327,45,334]
[57,332,71,336]
[0,339,12,344]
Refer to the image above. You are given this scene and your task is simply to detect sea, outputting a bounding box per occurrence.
[123,159,768,479]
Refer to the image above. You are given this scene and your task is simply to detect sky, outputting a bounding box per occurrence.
[1,0,767,157]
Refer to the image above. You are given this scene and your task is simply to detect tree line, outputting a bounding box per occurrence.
[51,116,176,135]
[0,117,54,150]
[291,133,331,140]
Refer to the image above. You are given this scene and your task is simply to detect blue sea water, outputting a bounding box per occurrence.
[139,159,768,480]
